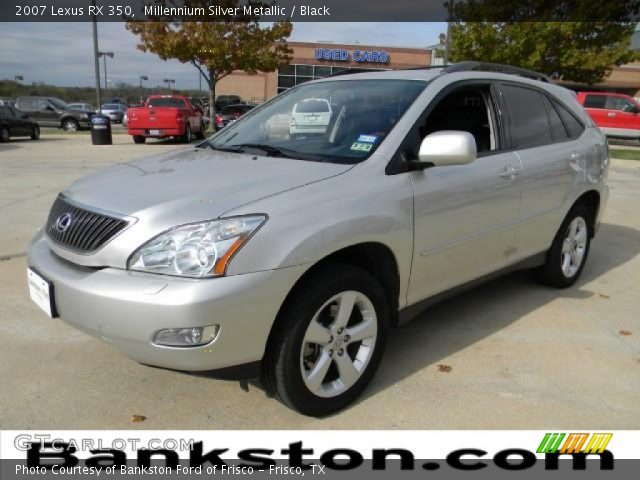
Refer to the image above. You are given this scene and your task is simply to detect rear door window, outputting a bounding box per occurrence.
[583,95,607,109]
[543,96,569,142]
[500,84,552,149]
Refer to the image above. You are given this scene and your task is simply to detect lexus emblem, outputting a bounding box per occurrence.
[54,213,73,233]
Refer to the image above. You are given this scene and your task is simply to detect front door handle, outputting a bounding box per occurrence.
[499,165,521,180]
[608,112,616,117]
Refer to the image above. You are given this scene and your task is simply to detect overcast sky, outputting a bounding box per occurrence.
[0,22,445,89]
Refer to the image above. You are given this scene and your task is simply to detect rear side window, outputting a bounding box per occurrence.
[296,100,330,113]
[18,98,36,109]
[543,96,568,141]
[501,84,552,149]
[0,106,12,118]
[583,95,607,109]
[551,98,585,139]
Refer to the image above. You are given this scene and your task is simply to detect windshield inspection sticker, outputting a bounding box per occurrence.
[351,142,373,152]
[357,134,378,143]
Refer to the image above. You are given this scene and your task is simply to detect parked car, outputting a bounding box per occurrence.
[289,98,332,136]
[577,91,640,139]
[126,95,205,143]
[215,95,243,110]
[122,111,128,128]
[0,105,39,142]
[0,98,15,107]
[27,63,609,416]
[14,96,94,131]
[214,104,255,130]
[100,103,127,123]
[68,103,96,112]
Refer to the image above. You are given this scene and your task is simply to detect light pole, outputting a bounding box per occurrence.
[163,78,175,90]
[14,75,23,82]
[92,0,102,113]
[443,0,454,66]
[98,51,114,96]
[139,75,148,89]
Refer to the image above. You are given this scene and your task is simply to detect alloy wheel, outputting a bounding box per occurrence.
[300,290,378,398]
[561,216,588,278]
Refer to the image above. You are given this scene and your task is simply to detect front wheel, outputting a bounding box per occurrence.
[133,135,146,144]
[0,127,9,143]
[536,205,592,288]
[262,264,389,416]
[31,125,40,140]
[62,119,79,132]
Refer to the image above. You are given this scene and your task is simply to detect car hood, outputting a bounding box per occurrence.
[64,146,352,224]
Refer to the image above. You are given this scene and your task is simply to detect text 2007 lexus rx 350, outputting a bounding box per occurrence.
[27,63,609,416]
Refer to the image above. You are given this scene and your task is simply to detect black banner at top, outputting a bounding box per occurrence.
[2,0,640,22]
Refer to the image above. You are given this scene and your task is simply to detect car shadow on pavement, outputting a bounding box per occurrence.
[356,221,640,409]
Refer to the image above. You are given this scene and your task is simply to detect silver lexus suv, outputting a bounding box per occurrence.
[27,63,609,416]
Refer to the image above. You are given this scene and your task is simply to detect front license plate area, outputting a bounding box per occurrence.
[27,267,57,318]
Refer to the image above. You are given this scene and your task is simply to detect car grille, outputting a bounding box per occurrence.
[46,196,130,253]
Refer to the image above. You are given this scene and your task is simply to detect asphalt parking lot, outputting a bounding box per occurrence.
[1,133,639,429]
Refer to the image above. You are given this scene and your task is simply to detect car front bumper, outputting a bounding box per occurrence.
[27,231,306,372]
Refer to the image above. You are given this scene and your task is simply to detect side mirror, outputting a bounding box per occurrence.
[416,130,477,168]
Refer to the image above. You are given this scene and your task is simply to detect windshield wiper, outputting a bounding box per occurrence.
[202,142,244,153]
[229,143,297,158]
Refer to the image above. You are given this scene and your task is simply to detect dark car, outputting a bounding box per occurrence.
[214,95,243,111]
[0,105,40,142]
[214,104,255,130]
[14,96,94,131]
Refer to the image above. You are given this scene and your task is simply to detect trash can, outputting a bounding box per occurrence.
[90,115,112,145]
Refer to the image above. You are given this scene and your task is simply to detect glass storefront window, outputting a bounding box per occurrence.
[296,65,314,76]
[277,64,388,92]
[314,66,332,78]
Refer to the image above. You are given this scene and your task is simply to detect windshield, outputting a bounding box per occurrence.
[208,79,427,164]
[147,98,186,108]
[49,98,69,109]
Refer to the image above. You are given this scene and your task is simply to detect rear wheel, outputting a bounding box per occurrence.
[262,264,389,416]
[536,204,592,288]
[62,119,79,132]
[31,125,40,140]
[0,127,9,143]
[182,123,192,143]
[133,135,146,144]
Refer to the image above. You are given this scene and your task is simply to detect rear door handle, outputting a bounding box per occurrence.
[607,112,616,117]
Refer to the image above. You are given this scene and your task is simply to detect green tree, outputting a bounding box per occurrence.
[447,22,637,84]
[442,1,639,84]
[126,0,292,122]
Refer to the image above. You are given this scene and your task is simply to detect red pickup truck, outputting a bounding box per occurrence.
[577,91,640,140]
[127,95,205,144]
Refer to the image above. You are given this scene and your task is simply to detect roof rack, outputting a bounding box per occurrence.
[443,61,552,83]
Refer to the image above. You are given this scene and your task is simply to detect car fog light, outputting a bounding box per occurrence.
[153,325,219,347]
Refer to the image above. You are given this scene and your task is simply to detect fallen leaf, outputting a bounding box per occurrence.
[131,415,146,423]
[437,364,452,373]
[598,293,611,299]
[619,330,632,336]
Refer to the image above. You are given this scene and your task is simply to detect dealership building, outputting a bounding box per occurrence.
[216,41,432,103]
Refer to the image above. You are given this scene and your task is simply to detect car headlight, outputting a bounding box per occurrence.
[128,215,266,277]
[80,113,89,119]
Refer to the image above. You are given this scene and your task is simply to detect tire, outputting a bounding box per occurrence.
[196,122,206,140]
[262,264,389,416]
[31,125,40,140]
[0,127,9,143]
[536,204,593,288]
[62,119,79,132]
[133,135,146,144]
[182,124,192,143]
